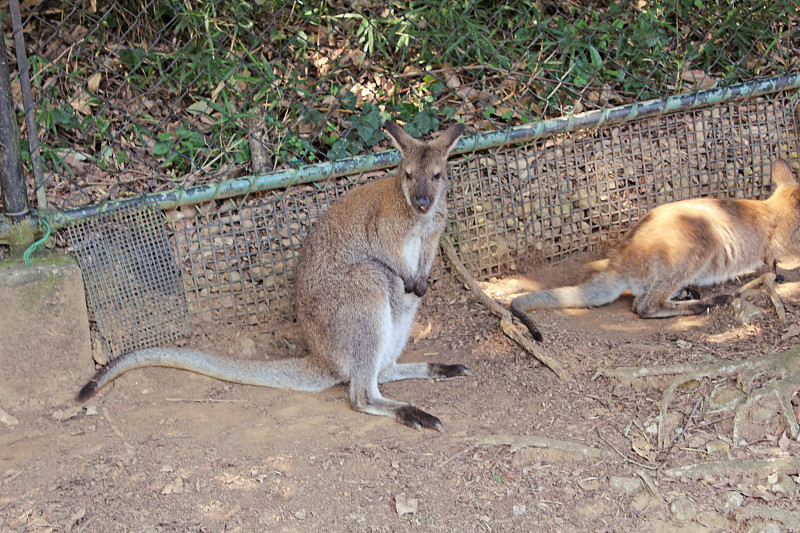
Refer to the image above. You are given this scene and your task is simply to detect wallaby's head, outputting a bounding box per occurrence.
[384,121,465,215]
[770,158,800,210]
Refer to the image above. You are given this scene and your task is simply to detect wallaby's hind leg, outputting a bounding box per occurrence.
[633,285,730,318]
[378,362,471,383]
[349,374,445,432]
[341,289,447,431]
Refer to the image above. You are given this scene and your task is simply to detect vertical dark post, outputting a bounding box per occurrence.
[0,29,30,223]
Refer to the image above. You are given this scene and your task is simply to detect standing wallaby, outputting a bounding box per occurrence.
[78,121,468,431]
[511,158,800,328]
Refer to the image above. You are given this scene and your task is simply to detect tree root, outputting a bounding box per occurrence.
[735,504,800,532]
[595,345,800,448]
[665,456,800,478]
[734,272,787,324]
[440,236,569,380]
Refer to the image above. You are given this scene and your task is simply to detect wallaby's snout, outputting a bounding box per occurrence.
[410,172,437,213]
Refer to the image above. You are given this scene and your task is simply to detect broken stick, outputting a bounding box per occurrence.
[440,236,568,380]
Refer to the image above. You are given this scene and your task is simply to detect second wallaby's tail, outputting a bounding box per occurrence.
[511,270,629,323]
[77,348,341,401]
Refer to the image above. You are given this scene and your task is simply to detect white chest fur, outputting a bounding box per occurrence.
[403,221,427,276]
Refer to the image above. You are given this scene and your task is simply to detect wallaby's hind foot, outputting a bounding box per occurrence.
[349,383,445,432]
[395,405,444,432]
[634,293,730,318]
[377,362,470,383]
[350,360,467,431]
[430,363,471,379]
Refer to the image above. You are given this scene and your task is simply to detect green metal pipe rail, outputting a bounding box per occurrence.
[8,71,800,234]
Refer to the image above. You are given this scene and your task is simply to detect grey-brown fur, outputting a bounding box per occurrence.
[512,158,800,327]
[79,121,468,431]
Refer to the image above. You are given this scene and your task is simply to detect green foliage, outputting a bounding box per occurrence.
[24,0,794,192]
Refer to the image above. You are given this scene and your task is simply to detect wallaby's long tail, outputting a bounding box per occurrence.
[77,348,340,401]
[511,270,629,319]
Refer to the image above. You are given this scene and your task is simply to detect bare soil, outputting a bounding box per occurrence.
[3,252,800,532]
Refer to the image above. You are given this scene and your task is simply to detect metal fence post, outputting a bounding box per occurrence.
[0,27,30,225]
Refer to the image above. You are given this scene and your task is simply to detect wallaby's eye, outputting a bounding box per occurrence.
[404,171,412,181]
[433,172,442,181]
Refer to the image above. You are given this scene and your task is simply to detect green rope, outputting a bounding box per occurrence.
[23,216,51,265]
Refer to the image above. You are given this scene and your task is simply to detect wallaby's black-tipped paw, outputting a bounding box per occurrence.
[403,276,416,294]
[396,405,444,432]
[775,274,786,284]
[412,277,428,297]
[431,363,471,379]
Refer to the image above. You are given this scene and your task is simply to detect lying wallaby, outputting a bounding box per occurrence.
[79,121,468,431]
[512,158,800,326]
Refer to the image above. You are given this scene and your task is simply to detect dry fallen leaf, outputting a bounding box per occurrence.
[414,321,433,342]
[52,406,82,421]
[781,323,800,341]
[631,437,656,462]
[778,431,792,452]
[87,72,102,93]
[395,493,418,516]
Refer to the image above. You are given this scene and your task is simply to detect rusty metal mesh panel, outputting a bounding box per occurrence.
[448,93,800,275]
[66,202,190,357]
[60,91,800,357]
[162,93,799,332]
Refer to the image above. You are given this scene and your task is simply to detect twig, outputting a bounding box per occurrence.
[102,406,135,457]
[474,434,609,459]
[659,396,703,470]
[440,236,568,380]
[165,398,248,403]
[636,470,667,507]
[438,445,476,468]
[596,428,658,470]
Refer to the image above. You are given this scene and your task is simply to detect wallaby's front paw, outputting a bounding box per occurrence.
[395,405,444,432]
[412,277,428,297]
[403,277,416,293]
[775,274,786,284]
[711,294,731,306]
[430,363,471,379]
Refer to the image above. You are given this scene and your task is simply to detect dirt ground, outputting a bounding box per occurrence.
[3,251,800,532]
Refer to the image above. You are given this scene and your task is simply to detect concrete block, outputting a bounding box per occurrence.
[0,253,94,410]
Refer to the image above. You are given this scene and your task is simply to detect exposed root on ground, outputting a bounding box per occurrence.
[441,237,569,380]
[664,456,800,478]
[438,433,608,468]
[735,504,800,532]
[734,271,787,323]
[594,345,800,448]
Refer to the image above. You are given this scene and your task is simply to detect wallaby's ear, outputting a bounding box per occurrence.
[430,122,466,155]
[771,158,798,188]
[791,187,800,207]
[384,121,417,154]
